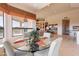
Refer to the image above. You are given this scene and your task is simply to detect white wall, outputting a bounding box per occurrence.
[45,9,79,36]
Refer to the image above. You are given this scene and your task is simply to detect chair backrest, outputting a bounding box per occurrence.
[43,32,51,39]
[43,32,51,45]
[48,37,62,56]
[3,41,15,56]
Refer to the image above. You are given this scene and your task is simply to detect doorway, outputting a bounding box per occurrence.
[62,17,70,35]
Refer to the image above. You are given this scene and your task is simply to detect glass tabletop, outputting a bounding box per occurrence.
[13,42,50,52]
[13,36,51,53]
[17,45,48,50]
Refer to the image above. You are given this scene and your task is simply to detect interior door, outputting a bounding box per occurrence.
[62,20,70,35]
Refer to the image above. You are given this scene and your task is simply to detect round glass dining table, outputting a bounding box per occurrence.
[13,36,51,56]
[13,41,50,56]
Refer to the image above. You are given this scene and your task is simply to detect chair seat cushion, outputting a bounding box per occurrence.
[34,48,49,56]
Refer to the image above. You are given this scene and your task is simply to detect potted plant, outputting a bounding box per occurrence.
[29,30,40,52]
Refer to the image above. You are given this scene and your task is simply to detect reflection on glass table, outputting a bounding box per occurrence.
[13,38,50,56]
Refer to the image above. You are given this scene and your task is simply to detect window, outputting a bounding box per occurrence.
[23,19,34,33]
[12,17,23,36]
[22,21,28,33]
[12,20,20,27]
[23,19,36,38]
[0,12,4,38]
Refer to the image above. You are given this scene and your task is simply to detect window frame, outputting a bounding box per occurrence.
[0,12,4,39]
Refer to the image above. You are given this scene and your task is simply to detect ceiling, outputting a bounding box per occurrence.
[37,3,79,18]
[8,3,50,14]
[8,3,79,19]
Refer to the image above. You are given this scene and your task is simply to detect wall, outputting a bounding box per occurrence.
[45,9,79,36]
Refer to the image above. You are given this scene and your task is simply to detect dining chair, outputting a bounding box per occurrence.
[3,41,32,56]
[43,32,51,38]
[34,37,62,56]
[43,32,51,45]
